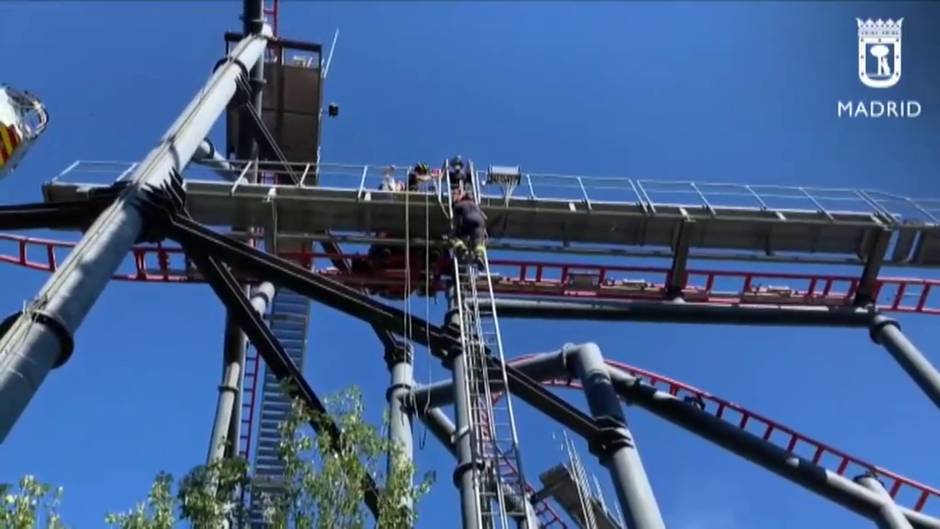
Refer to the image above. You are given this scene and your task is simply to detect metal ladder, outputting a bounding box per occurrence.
[245,289,312,528]
[447,161,531,528]
[564,432,599,529]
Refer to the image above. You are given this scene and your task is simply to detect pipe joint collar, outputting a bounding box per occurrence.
[588,416,633,456]
[0,310,74,369]
[868,314,900,344]
[386,382,414,403]
[452,460,486,488]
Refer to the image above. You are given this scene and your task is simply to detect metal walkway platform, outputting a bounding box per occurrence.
[41,161,940,267]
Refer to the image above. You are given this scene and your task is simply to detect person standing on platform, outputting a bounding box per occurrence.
[407,162,432,191]
[447,155,473,192]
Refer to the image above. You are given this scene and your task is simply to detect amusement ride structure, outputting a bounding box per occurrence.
[1,3,940,529]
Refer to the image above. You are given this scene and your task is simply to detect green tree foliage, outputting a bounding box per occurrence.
[104,474,174,529]
[2,387,432,529]
[0,475,66,529]
[264,387,433,529]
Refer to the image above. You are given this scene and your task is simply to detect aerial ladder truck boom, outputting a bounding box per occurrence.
[0,85,48,179]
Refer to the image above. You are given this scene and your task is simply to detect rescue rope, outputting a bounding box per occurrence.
[419,179,433,450]
[403,173,412,346]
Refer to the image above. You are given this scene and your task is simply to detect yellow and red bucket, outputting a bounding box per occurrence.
[0,123,22,172]
[0,85,47,178]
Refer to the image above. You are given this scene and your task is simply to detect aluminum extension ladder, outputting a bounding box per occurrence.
[447,161,532,529]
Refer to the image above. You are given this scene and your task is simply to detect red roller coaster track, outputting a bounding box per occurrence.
[2,233,938,315]
[509,356,940,517]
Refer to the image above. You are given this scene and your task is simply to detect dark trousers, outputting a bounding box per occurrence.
[455,216,485,248]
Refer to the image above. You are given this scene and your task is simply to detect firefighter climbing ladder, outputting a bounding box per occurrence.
[448,162,532,528]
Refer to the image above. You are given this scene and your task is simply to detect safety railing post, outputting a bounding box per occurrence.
[577,177,592,211]
[356,165,369,201]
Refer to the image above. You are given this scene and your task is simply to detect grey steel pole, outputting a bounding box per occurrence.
[220,0,268,461]
[193,140,234,179]
[410,350,566,410]
[855,473,914,529]
[870,314,940,411]
[386,341,415,518]
[208,282,274,463]
[567,343,665,529]
[417,406,458,457]
[239,0,266,160]
[445,296,483,529]
[0,29,270,442]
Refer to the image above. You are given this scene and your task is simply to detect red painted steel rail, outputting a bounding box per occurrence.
[2,234,938,315]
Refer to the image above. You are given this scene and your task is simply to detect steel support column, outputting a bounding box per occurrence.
[218,0,267,463]
[869,314,940,411]
[207,282,274,463]
[0,29,269,442]
[445,298,483,529]
[567,343,665,529]
[855,474,914,529]
[386,340,415,519]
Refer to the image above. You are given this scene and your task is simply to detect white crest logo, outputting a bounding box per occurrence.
[857,18,903,88]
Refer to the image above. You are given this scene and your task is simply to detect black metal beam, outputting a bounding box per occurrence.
[491,356,599,440]
[854,228,891,306]
[0,193,121,231]
[665,219,693,297]
[188,249,381,517]
[318,238,399,350]
[167,214,460,354]
[224,31,323,54]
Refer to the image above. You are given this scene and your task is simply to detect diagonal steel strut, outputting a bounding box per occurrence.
[167,214,460,354]
[0,29,270,442]
[188,249,382,518]
[167,215,596,443]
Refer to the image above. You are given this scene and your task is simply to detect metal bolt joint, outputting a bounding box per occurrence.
[588,416,634,457]
[217,382,239,394]
[132,171,187,243]
[452,460,486,488]
[385,383,414,404]
[383,343,413,367]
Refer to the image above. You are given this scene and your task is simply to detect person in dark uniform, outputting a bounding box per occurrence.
[447,155,472,192]
[407,162,431,191]
[450,188,487,267]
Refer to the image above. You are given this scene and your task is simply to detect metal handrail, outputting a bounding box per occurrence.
[49,159,940,226]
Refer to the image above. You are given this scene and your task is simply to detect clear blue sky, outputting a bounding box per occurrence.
[2,2,940,528]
